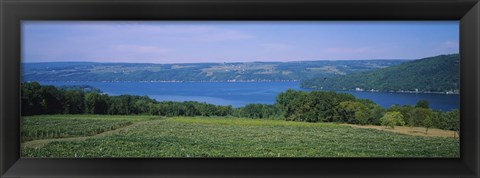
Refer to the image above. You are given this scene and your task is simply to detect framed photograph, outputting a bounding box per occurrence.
[1,0,479,177]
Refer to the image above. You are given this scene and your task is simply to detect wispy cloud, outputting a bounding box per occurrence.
[429,40,459,56]
[23,21,459,63]
[441,40,459,50]
[200,30,254,42]
[110,44,171,53]
[90,45,174,63]
[260,43,294,50]
[325,47,380,54]
[67,23,255,42]
[23,22,256,63]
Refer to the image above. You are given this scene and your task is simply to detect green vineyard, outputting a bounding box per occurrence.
[21,115,459,158]
[21,115,154,141]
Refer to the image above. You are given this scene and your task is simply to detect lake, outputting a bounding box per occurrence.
[40,81,459,111]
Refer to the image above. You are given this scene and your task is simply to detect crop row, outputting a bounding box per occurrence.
[21,116,133,142]
[22,116,460,158]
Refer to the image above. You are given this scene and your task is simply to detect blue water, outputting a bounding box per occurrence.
[40,81,459,111]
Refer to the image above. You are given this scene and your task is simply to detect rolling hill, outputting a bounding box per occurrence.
[22,60,405,82]
[301,54,459,93]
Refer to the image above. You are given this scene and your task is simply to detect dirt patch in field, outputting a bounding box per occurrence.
[345,124,458,138]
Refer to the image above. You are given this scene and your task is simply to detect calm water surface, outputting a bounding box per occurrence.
[40,81,459,111]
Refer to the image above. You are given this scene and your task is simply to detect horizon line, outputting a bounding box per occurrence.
[21,53,459,65]
[21,58,412,64]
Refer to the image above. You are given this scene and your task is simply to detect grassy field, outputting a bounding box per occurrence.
[21,115,155,142]
[21,115,459,158]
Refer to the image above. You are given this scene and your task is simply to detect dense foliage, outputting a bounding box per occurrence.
[21,82,459,133]
[301,54,459,93]
[22,116,459,158]
[380,111,405,129]
[22,60,405,82]
[21,82,233,117]
[386,104,459,135]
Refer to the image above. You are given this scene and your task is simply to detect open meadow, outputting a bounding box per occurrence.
[21,115,459,158]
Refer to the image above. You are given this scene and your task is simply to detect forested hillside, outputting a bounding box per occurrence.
[301,54,459,93]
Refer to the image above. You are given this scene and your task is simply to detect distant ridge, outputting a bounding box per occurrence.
[22,60,405,82]
[301,54,459,93]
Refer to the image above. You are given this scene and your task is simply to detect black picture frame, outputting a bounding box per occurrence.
[1,0,479,177]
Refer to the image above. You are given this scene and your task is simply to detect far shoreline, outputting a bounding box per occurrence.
[33,80,460,95]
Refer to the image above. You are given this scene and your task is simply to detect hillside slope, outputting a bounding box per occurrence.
[22,60,405,82]
[301,54,459,93]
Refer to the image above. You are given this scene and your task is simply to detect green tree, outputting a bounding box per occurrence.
[411,108,434,128]
[148,103,160,115]
[415,100,429,109]
[40,86,65,114]
[134,97,154,115]
[182,101,198,117]
[63,90,85,114]
[380,111,405,129]
[355,109,370,125]
[445,109,460,138]
[369,104,384,125]
[276,90,356,122]
[338,101,371,125]
[85,93,109,114]
[242,104,264,118]
[21,82,44,115]
[217,105,233,116]
[276,89,306,121]
[423,114,433,134]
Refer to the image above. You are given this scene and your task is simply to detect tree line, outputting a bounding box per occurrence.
[275,89,459,134]
[21,82,234,117]
[21,82,459,134]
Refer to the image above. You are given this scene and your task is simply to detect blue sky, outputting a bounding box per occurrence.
[22,21,459,64]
